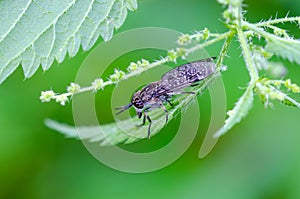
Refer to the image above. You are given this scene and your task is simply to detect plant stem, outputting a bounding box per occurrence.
[244,21,292,42]
[269,86,300,108]
[216,33,234,70]
[234,3,259,82]
[187,31,234,54]
[236,26,259,81]
[255,16,300,26]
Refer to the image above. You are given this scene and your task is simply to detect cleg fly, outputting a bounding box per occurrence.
[115,57,217,139]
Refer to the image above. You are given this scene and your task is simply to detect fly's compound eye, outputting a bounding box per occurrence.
[133,98,144,109]
[132,91,144,109]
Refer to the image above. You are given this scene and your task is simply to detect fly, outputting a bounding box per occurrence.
[115,57,217,139]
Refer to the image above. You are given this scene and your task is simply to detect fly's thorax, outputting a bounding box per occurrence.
[140,81,166,100]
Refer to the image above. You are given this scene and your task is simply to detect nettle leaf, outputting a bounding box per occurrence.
[214,83,254,137]
[46,91,193,145]
[265,37,300,65]
[45,103,177,145]
[0,0,137,83]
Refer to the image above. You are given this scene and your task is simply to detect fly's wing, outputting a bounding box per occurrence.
[158,57,216,95]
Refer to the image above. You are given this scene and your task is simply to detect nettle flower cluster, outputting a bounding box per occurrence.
[255,78,300,108]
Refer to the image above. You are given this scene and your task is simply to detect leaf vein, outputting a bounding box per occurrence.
[1,0,77,75]
[85,0,116,46]
[64,0,96,56]
[0,0,33,43]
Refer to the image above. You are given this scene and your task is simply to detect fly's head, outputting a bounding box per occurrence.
[115,90,144,118]
[131,90,144,118]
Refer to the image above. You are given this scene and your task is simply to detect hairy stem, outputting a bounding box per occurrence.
[187,31,234,54]
[244,21,290,41]
[216,33,234,70]
[235,3,259,82]
[255,16,300,26]
[236,26,259,81]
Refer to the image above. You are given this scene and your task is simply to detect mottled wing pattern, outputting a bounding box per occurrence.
[158,57,216,95]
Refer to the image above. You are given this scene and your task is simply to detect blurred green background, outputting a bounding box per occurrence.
[1,0,300,198]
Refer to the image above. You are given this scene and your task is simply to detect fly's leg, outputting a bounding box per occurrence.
[159,101,168,124]
[191,83,200,87]
[167,91,195,95]
[136,113,146,127]
[163,94,173,106]
[135,100,169,139]
[136,107,151,127]
[138,111,152,139]
[176,91,195,95]
[146,114,152,139]
[166,98,173,106]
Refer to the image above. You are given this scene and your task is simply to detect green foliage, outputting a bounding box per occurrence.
[244,21,300,65]
[214,84,254,137]
[43,0,300,144]
[266,38,300,65]
[0,0,137,84]
[255,78,300,108]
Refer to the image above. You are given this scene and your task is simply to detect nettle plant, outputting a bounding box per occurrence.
[1,0,299,144]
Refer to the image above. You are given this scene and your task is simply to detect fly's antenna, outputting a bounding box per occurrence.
[115,103,132,115]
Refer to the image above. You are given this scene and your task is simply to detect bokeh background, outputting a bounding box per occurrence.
[1,0,300,198]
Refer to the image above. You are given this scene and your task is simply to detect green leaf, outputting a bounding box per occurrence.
[45,105,174,145]
[46,73,220,145]
[44,95,185,145]
[282,98,298,107]
[125,0,137,11]
[0,0,137,84]
[214,83,254,137]
[265,37,300,65]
